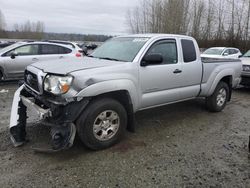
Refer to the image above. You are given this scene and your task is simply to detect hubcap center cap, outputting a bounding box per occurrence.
[102,120,110,129]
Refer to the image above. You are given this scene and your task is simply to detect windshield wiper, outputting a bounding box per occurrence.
[98,57,120,61]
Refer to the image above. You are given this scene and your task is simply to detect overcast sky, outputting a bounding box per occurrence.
[0,0,139,35]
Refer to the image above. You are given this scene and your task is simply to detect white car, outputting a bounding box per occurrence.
[201,47,242,59]
[240,50,250,86]
[0,41,84,81]
[45,40,87,54]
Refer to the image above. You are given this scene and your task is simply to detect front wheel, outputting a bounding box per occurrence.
[76,98,127,150]
[206,81,229,112]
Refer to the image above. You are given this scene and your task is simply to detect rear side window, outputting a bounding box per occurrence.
[229,49,238,55]
[40,45,72,55]
[181,39,197,63]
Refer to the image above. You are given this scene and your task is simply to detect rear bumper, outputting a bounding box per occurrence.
[240,75,250,86]
[240,71,250,86]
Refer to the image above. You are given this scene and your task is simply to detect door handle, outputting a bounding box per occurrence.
[173,69,182,74]
[32,58,39,62]
[59,56,64,59]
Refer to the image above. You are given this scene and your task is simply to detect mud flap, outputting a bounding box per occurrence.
[31,123,76,153]
[9,85,28,147]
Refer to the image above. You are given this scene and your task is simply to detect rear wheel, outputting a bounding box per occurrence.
[76,98,127,150]
[206,81,229,112]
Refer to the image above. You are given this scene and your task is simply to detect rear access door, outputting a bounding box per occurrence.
[178,39,203,98]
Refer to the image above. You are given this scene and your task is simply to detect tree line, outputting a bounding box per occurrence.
[127,0,250,52]
[0,9,111,42]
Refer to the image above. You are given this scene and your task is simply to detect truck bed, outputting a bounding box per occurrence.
[199,57,242,97]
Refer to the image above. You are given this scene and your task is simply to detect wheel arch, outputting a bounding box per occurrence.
[220,76,232,101]
[207,70,233,100]
[76,79,139,111]
[90,90,135,132]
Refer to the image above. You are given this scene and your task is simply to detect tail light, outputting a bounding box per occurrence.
[75,52,82,57]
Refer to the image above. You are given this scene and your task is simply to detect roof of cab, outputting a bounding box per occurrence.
[117,33,194,40]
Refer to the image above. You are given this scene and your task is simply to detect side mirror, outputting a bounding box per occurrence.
[223,52,229,56]
[239,55,243,58]
[141,54,163,66]
[10,52,18,59]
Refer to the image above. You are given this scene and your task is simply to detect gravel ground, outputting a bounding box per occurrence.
[0,82,249,188]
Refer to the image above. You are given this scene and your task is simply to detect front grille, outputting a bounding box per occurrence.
[24,70,40,93]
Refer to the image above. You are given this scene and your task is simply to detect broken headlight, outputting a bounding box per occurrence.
[44,75,73,95]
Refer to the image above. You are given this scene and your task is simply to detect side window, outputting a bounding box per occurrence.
[229,49,238,54]
[61,47,72,54]
[146,40,178,64]
[5,45,39,56]
[181,39,197,63]
[40,45,71,55]
[41,45,59,55]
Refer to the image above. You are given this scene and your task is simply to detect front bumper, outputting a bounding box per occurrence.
[9,85,90,151]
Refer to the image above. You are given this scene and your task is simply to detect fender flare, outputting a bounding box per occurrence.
[76,79,139,111]
[207,69,234,96]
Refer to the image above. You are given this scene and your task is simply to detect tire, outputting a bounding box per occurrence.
[206,81,229,112]
[76,98,127,150]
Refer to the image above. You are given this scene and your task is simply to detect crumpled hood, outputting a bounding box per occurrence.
[240,57,250,65]
[31,57,125,75]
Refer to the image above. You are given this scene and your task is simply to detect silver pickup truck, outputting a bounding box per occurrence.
[9,34,242,151]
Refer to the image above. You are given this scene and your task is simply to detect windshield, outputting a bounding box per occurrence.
[203,48,224,55]
[91,37,149,62]
[243,50,250,57]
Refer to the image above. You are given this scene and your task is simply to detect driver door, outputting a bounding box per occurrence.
[139,39,183,109]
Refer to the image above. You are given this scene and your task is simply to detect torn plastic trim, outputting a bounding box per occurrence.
[9,85,89,151]
[9,85,24,130]
[32,123,77,153]
[9,85,27,147]
[20,96,51,119]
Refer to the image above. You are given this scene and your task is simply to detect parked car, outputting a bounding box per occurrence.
[0,41,16,49]
[76,43,88,55]
[45,40,81,51]
[9,34,242,152]
[201,47,242,59]
[240,50,250,86]
[0,41,83,81]
[86,43,98,50]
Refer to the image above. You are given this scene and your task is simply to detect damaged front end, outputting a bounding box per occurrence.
[9,84,89,152]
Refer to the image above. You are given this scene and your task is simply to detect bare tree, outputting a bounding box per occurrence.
[190,0,205,40]
[11,20,45,39]
[0,9,6,30]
